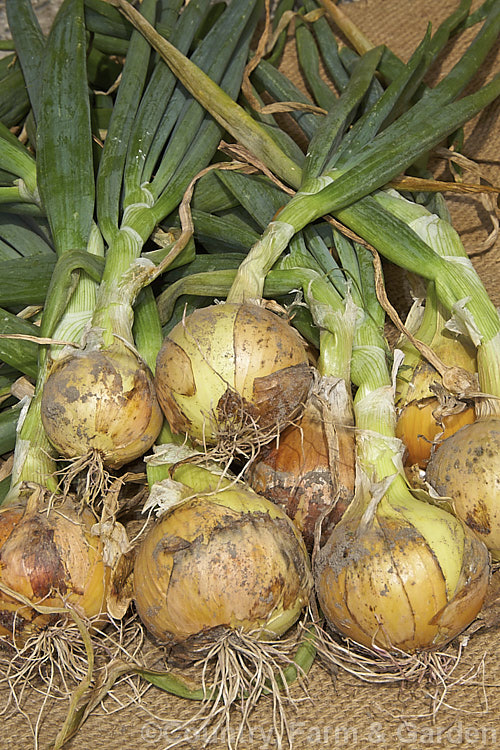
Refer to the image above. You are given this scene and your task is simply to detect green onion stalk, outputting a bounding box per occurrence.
[372,189,477,470]
[313,240,490,656]
[40,0,263,477]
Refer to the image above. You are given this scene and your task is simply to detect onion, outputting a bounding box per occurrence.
[395,306,477,470]
[133,472,312,651]
[248,375,355,551]
[314,474,489,653]
[0,490,110,642]
[426,417,500,561]
[154,302,313,447]
[396,394,475,469]
[40,347,163,469]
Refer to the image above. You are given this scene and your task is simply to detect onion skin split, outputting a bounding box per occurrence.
[395,335,477,469]
[314,491,490,653]
[154,302,313,445]
[396,396,476,469]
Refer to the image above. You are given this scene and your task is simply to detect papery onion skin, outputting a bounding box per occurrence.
[0,499,110,641]
[314,496,489,653]
[133,492,313,649]
[426,417,500,561]
[40,348,163,469]
[154,302,313,445]
[248,385,355,551]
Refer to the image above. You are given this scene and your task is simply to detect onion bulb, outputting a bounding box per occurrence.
[248,376,355,551]
[154,302,313,446]
[314,475,489,653]
[0,491,110,642]
[426,417,500,561]
[396,338,477,469]
[133,476,312,651]
[40,347,163,469]
[396,394,475,469]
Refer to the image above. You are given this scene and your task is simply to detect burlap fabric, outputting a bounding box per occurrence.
[2,1,500,748]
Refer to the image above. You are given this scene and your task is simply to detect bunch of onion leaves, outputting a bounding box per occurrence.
[312,234,490,677]
[38,0,263,494]
[122,437,314,749]
[0,4,115,743]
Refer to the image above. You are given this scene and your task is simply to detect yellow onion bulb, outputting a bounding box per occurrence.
[314,488,489,653]
[396,342,477,469]
[426,417,500,561]
[40,347,163,469]
[248,378,355,551]
[133,489,312,649]
[0,499,110,642]
[154,302,313,445]
[396,396,475,469]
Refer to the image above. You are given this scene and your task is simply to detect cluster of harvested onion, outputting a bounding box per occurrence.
[113,0,500,672]
[2,0,500,747]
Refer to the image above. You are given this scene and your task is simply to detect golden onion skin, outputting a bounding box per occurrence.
[0,500,110,642]
[314,497,489,653]
[426,417,500,560]
[133,493,313,648]
[154,302,313,444]
[40,348,163,469]
[395,340,477,468]
[396,396,476,469]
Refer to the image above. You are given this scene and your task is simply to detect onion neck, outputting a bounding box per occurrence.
[476,333,500,418]
[5,388,59,506]
[90,205,157,350]
[226,174,346,304]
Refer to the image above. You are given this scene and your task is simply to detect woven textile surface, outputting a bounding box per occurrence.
[1,1,500,748]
